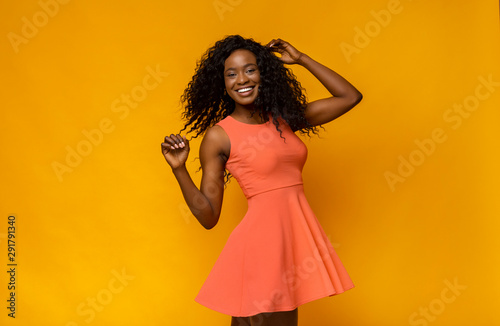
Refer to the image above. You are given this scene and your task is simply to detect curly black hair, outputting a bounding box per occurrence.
[178,35,322,184]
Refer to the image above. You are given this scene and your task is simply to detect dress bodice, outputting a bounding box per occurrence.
[215,114,308,199]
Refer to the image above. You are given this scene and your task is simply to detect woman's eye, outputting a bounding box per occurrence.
[247,69,255,73]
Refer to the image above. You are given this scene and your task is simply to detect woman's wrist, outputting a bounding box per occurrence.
[297,53,310,66]
[171,164,187,175]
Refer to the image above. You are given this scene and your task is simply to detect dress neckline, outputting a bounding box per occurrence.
[227,114,271,126]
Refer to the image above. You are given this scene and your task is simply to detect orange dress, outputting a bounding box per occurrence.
[194,114,354,317]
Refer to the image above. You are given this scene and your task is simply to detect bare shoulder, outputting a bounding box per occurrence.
[200,124,230,162]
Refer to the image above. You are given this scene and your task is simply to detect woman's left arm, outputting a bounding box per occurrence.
[267,38,363,126]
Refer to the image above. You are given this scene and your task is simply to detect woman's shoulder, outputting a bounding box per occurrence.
[205,114,235,139]
[205,122,228,139]
[201,123,230,156]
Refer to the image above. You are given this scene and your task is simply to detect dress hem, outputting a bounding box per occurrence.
[194,284,355,317]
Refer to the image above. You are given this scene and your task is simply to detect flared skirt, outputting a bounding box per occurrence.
[194,183,354,317]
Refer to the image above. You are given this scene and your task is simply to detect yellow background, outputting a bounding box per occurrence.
[1,0,499,325]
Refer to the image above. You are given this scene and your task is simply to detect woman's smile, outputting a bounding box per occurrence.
[235,86,255,96]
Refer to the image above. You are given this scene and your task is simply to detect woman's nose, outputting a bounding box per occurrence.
[236,72,249,84]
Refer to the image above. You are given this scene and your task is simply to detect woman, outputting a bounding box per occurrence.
[161,35,362,326]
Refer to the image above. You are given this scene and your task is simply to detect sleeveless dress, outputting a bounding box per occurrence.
[194,113,354,317]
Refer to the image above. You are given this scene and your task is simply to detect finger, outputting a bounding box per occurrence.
[269,40,289,56]
[268,44,284,55]
[282,41,296,54]
[173,134,185,148]
[168,134,182,149]
[268,39,285,50]
[161,142,174,152]
[272,38,285,48]
[164,135,179,149]
[265,39,277,48]
[270,48,285,57]
[167,134,188,149]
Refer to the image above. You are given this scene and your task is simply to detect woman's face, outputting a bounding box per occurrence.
[223,49,261,108]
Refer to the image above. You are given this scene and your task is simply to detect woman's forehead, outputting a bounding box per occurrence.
[224,49,257,68]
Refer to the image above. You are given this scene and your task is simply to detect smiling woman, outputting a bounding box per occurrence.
[223,49,261,111]
[161,35,362,326]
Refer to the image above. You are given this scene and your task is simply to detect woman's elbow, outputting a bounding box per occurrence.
[203,222,217,230]
[202,213,220,230]
[352,91,363,106]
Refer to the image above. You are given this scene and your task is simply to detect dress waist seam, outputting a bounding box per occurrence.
[245,182,304,199]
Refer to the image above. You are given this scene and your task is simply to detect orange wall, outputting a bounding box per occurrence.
[1,1,499,325]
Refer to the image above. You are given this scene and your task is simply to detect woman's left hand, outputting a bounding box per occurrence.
[266,38,304,65]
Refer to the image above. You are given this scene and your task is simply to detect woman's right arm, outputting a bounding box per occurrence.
[161,126,227,230]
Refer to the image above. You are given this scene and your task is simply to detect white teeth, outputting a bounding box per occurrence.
[237,87,253,93]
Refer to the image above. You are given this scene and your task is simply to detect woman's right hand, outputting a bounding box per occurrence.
[161,134,190,170]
